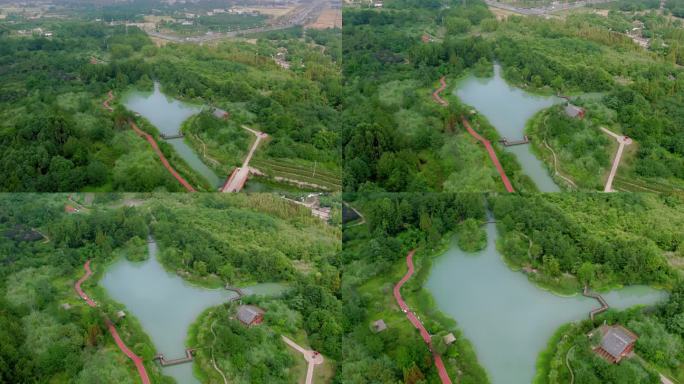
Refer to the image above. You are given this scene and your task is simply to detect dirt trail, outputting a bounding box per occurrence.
[129,120,196,192]
[221,125,267,192]
[394,250,453,384]
[600,127,632,192]
[431,77,514,193]
[282,335,324,384]
[103,91,114,112]
[102,90,195,192]
[210,319,228,384]
[432,77,449,106]
[75,260,151,384]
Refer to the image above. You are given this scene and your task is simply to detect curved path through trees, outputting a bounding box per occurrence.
[431,77,514,192]
[129,120,196,192]
[393,250,453,384]
[461,117,515,193]
[600,127,633,192]
[103,91,114,112]
[75,260,151,384]
[433,77,449,106]
[209,318,229,384]
[281,335,324,384]
[541,115,577,189]
[221,125,267,192]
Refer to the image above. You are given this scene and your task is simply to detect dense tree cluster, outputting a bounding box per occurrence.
[490,193,682,289]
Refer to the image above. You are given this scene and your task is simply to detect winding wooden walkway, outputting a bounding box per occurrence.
[431,77,514,193]
[394,250,453,384]
[432,77,449,106]
[221,126,267,192]
[582,285,609,321]
[75,260,151,384]
[129,120,196,192]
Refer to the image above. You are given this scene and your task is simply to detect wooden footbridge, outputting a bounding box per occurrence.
[225,285,246,302]
[221,126,267,193]
[583,285,609,321]
[154,348,196,366]
[160,133,185,140]
[499,136,530,146]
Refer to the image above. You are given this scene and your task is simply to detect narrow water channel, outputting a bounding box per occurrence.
[425,220,667,384]
[454,64,562,192]
[123,83,223,189]
[100,238,286,383]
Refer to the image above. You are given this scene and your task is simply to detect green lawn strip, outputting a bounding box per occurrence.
[251,158,341,181]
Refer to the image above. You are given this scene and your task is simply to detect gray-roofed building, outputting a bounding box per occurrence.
[593,325,638,363]
[443,333,456,345]
[212,107,229,120]
[564,103,585,119]
[372,319,387,333]
[237,305,265,326]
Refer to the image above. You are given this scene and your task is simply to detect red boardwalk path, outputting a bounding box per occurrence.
[393,250,453,384]
[75,260,151,384]
[129,120,196,192]
[460,117,515,193]
[432,77,515,193]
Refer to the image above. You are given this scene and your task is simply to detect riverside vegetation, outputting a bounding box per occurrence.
[0,16,341,192]
[342,0,684,192]
[0,193,342,383]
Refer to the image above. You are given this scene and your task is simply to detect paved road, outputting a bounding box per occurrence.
[75,260,151,384]
[600,127,632,192]
[393,250,453,384]
[129,120,196,192]
[282,336,324,384]
[431,77,514,192]
[221,126,267,192]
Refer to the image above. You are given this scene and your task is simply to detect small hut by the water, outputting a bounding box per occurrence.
[372,319,387,333]
[592,324,638,364]
[564,103,585,119]
[237,305,265,327]
[443,333,456,345]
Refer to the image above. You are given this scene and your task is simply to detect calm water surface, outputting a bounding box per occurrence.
[455,64,562,192]
[123,83,222,188]
[425,221,667,384]
[101,239,286,383]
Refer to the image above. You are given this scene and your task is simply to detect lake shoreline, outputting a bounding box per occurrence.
[421,219,668,384]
